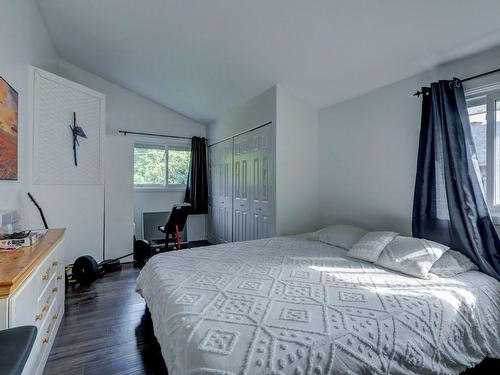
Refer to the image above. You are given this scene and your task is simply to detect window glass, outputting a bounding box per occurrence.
[134,144,166,186]
[467,99,487,192]
[167,146,191,185]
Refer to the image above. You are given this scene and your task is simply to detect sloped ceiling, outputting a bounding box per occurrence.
[38,0,500,123]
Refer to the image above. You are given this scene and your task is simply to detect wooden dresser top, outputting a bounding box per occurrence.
[0,228,65,298]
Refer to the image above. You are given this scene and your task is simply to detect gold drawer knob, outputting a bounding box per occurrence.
[42,337,49,344]
[42,305,49,312]
[52,287,59,293]
[52,314,58,320]
[57,275,63,280]
[52,261,59,267]
[35,314,43,321]
[42,274,49,281]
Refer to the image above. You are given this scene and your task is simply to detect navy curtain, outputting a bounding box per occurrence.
[413,78,500,280]
[184,137,208,214]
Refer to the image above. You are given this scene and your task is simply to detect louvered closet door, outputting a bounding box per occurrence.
[213,138,233,243]
[233,133,251,242]
[207,146,215,243]
[250,124,274,240]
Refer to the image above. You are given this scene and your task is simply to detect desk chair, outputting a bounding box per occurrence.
[158,203,191,250]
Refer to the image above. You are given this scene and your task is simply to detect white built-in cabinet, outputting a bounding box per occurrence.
[208,123,275,243]
[31,67,105,265]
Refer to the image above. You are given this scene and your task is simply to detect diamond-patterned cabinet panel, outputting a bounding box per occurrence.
[34,72,103,184]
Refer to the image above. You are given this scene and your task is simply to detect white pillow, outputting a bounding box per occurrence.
[317,225,367,250]
[289,231,320,241]
[429,250,478,277]
[375,236,449,279]
[347,231,398,262]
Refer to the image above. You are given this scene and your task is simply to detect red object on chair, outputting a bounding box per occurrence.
[157,203,191,251]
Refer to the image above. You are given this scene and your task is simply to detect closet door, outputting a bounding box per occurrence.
[233,133,251,242]
[207,146,215,243]
[250,124,275,239]
[212,138,233,243]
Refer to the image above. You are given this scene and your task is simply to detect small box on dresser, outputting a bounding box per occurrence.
[0,229,65,375]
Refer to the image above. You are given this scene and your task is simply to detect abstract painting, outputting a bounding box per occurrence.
[0,76,18,180]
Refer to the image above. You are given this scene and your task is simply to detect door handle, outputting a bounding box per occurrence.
[240,204,244,207]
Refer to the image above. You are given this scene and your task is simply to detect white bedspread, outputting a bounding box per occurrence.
[136,237,500,375]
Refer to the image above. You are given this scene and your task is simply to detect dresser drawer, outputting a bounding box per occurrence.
[36,273,58,326]
[23,292,60,375]
[38,291,59,347]
[37,241,62,295]
[10,239,64,329]
[8,271,38,328]
[55,264,65,303]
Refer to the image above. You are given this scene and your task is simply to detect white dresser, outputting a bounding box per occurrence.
[0,229,65,375]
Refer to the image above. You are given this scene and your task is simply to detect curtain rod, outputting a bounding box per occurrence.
[118,130,192,140]
[413,67,500,97]
[208,121,273,147]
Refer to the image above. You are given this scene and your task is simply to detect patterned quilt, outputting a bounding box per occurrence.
[136,236,500,375]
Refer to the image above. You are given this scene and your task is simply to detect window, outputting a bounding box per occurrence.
[467,97,487,191]
[466,88,500,213]
[167,146,191,185]
[134,143,191,189]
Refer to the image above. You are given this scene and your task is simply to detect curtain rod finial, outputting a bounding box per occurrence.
[414,90,423,97]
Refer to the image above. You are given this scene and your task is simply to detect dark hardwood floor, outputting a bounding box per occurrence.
[44,244,498,375]
[45,241,213,375]
[43,263,168,375]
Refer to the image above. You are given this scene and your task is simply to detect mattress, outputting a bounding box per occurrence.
[136,236,500,374]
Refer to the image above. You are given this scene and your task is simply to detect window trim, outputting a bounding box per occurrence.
[133,140,191,191]
[466,87,500,218]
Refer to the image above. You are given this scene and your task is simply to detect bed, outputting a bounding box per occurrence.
[136,236,500,374]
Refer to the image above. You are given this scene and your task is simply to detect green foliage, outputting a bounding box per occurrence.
[134,146,166,185]
[133,145,190,186]
[168,149,191,185]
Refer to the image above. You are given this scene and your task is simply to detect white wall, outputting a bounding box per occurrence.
[318,45,500,235]
[59,61,206,137]
[58,61,208,244]
[276,86,319,235]
[0,4,108,265]
[104,135,134,260]
[0,0,58,228]
[209,85,319,236]
[0,3,206,263]
[209,86,277,144]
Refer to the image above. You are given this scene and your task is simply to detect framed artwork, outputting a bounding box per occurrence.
[0,76,18,180]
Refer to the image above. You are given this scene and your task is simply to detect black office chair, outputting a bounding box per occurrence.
[158,203,191,250]
[0,326,37,375]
